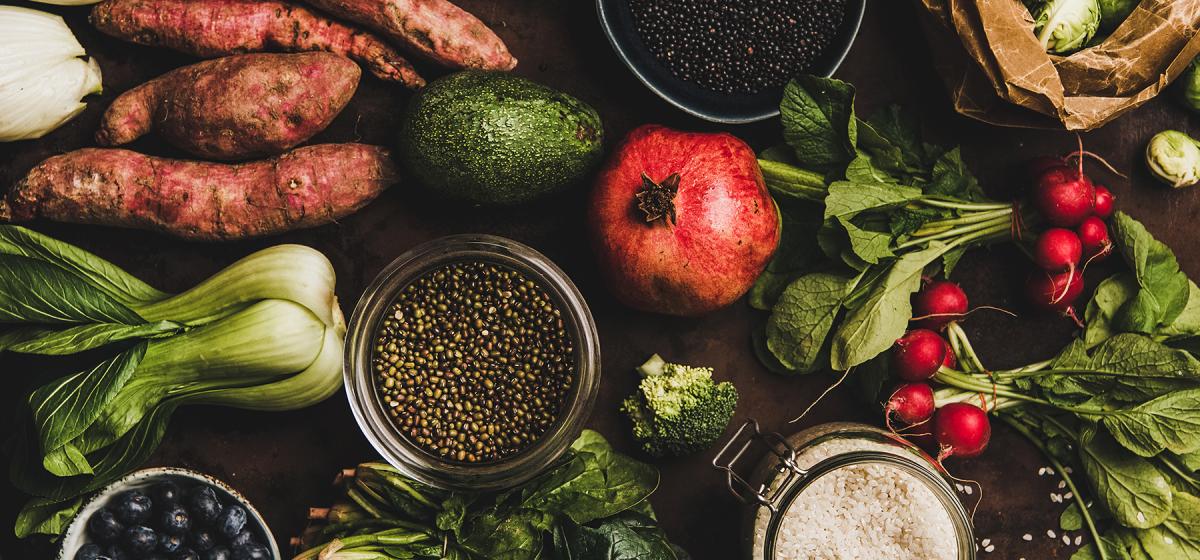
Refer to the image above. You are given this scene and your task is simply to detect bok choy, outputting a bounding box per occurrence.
[1,225,345,538]
[0,6,103,141]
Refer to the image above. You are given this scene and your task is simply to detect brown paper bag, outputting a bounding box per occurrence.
[916,0,1200,130]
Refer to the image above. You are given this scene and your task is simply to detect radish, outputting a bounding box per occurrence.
[1093,185,1115,219]
[1025,268,1085,312]
[934,402,991,459]
[1033,165,1096,227]
[1026,155,1065,185]
[943,349,958,370]
[1033,228,1082,273]
[912,280,968,330]
[885,383,935,426]
[890,329,948,381]
[1077,216,1112,260]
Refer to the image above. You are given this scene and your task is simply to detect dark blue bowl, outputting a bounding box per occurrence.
[596,0,867,124]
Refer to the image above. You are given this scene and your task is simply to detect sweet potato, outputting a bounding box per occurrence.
[302,0,516,71]
[90,0,425,88]
[0,144,398,241]
[97,53,359,161]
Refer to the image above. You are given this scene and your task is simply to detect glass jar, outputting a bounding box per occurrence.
[713,420,976,560]
[343,234,601,491]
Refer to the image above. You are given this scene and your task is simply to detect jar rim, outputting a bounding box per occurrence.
[343,234,601,491]
[758,435,975,560]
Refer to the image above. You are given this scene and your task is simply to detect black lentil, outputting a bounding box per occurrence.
[372,261,574,463]
[628,0,849,94]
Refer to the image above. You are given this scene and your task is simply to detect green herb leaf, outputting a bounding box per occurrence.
[780,76,857,170]
[520,430,658,525]
[749,202,823,311]
[1080,426,1173,529]
[1038,334,1200,406]
[1103,389,1200,457]
[0,254,144,325]
[1061,501,1084,531]
[0,225,167,306]
[759,159,828,203]
[855,105,927,181]
[765,273,853,374]
[824,181,923,222]
[830,242,947,370]
[1085,273,1138,347]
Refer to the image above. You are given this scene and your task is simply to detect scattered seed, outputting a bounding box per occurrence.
[1062,535,1071,545]
[1048,530,1057,539]
[1022,534,1033,541]
[985,544,995,553]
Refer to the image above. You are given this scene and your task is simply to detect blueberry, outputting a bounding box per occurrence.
[88,508,125,542]
[231,544,269,560]
[158,533,185,555]
[123,525,158,556]
[113,491,154,525]
[202,548,231,560]
[228,529,256,549]
[105,545,131,560]
[186,487,222,526]
[215,506,246,539]
[173,548,200,560]
[158,504,191,535]
[149,481,183,507]
[74,543,105,560]
[188,529,216,552]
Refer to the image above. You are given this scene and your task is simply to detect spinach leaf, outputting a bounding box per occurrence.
[0,321,182,355]
[0,254,144,325]
[824,182,923,221]
[521,430,658,525]
[1111,212,1191,334]
[1104,389,1200,457]
[830,242,946,370]
[1162,280,1200,339]
[1038,334,1200,406]
[1061,502,1084,531]
[765,273,853,374]
[855,105,928,181]
[1080,426,1173,529]
[552,512,677,560]
[1138,491,1200,559]
[457,508,543,560]
[0,225,167,307]
[29,343,147,476]
[780,76,857,170]
[1072,527,1150,560]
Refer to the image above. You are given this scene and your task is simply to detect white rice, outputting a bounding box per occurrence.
[754,439,958,560]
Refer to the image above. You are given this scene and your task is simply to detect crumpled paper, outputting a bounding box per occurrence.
[916,0,1200,130]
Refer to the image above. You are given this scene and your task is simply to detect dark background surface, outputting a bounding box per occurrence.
[2,0,1198,558]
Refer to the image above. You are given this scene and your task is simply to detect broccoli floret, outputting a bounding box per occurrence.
[619,354,738,457]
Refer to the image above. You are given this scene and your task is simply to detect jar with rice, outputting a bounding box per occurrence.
[713,421,976,560]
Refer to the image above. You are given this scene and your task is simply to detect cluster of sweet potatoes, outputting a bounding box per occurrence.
[2,0,516,240]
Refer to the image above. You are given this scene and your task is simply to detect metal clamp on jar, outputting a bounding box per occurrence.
[713,420,976,560]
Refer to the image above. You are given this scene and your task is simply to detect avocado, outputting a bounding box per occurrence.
[398,71,604,205]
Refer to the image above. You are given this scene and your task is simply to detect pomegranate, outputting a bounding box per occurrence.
[587,125,780,316]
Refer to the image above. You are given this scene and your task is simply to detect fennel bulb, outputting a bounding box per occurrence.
[0,6,103,141]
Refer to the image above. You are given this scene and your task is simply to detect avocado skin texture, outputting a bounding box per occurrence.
[398,70,605,205]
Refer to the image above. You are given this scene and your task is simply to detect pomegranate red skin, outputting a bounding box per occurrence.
[588,125,780,317]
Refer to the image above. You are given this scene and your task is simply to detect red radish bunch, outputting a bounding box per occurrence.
[890,329,949,381]
[1023,154,1119,320]
[885,383,935,426]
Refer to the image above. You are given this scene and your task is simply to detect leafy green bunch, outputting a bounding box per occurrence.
[0,226,344,538]
[753,75,1020,376]
[905,213,1200,560]
[295,431,683,560]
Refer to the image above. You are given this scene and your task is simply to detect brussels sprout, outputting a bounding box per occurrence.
[1146,130,1200,189]
[1032,0,1102,55]
[1178,56,1200,114]
[1097,0,1137,32]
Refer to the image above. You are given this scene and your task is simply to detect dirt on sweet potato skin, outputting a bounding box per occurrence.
[0,144,399,241]
[91,0,424,87]
[97,53,361,161]
[302,0,516,71]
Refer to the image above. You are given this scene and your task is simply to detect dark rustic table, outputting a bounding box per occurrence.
[3,1,1197,558]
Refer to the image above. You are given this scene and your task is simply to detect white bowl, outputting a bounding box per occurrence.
[57,467,280,560]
